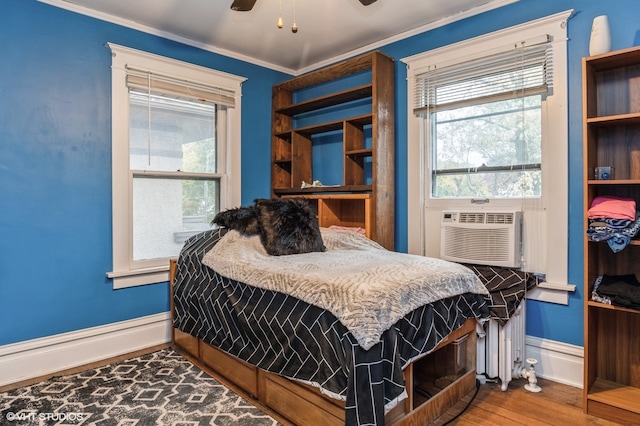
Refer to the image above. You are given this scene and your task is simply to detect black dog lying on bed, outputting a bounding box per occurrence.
[212,198,326,256]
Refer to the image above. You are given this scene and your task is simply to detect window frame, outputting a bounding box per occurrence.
[107,43,245,289]
[402,11,575,304]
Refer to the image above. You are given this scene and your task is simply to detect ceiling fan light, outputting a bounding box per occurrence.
[291,0,298,33]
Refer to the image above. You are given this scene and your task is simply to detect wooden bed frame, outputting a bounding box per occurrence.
[169,259,478,425]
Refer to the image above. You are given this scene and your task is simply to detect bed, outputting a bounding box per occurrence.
[170,200,491,425]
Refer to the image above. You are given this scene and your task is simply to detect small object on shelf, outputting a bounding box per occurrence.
[589,15,611,56]
[301,180,340,189]
[594,166,613,180]
[301,180,321,189]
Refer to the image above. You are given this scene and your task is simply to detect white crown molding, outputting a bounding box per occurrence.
[38,0,518,76]
[0,312,170,387]
[37,0,297,75]
[296,0,519,75]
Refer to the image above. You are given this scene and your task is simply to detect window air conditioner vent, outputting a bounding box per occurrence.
[440,210,522,268]
[458,212,486,224]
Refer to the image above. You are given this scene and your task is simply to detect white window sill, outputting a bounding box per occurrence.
[107,267,169,289]
[527,281,576,305]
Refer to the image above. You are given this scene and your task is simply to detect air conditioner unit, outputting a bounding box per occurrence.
[440,210,522,268]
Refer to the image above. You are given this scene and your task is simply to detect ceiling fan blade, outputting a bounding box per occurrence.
[230,0,257,11]
[358,0,378,5]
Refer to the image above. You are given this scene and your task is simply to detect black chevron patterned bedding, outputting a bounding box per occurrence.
[463,264,540,325]
[173,229,491,426]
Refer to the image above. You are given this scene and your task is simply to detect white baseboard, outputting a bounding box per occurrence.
[525,335,583,389]
[0,314,583,391]
[0,312,171,387]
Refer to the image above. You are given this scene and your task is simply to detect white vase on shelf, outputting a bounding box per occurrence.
[589,15,611,56]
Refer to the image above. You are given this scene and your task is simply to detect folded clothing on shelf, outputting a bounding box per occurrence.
[586,214,640,252]
[593,274,640,310]
[586,196,640,252]
[588,195,636,221]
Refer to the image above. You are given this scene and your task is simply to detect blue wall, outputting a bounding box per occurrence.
[0,0,287,345]
[1,0,639,349]
[378,0,639,347]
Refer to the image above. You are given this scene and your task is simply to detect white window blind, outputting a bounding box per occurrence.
[413,35,552,114]
[125,67,237,107]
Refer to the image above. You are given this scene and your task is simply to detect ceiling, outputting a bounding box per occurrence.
[43,0,517,74]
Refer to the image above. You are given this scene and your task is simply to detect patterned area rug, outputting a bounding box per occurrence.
[0,348,281,425]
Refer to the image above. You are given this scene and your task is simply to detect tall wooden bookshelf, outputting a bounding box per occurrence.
[271,51,395,249]
[582,45,640,423]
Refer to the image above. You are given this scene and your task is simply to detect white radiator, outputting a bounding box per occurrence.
[477,301,527,391]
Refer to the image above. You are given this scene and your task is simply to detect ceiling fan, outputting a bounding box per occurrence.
[231,0,377,12]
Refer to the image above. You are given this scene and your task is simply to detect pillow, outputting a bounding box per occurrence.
[211,205,261,236]
[254,198,326,256]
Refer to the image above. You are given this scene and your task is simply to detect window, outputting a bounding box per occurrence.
[418,40,549,199]
[107,43,245,289]
[432,95,542,198]
[403,11,575,303]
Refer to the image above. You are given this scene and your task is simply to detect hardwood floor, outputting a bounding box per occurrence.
[432,377,623,426]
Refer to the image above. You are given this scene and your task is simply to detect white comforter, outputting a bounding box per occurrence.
[202,228,488,350]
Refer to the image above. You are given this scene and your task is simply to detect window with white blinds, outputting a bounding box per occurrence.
[413,35,551,114]
[107,43,245,289]
[403,11,574,302]
[411,35,553,200]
